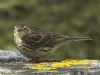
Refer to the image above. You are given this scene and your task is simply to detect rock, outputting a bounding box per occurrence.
[0,50,100,75]
[0,50,28,63]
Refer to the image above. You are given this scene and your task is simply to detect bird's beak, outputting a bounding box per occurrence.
[14,26,18,32]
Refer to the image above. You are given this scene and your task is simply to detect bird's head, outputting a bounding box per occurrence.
[14,25,31,38]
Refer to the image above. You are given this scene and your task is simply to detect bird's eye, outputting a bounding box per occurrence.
[23,26,27,30]
[23,27,27,30]
[23,27,28,32]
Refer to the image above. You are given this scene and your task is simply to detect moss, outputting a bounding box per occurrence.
[23,59,90,71]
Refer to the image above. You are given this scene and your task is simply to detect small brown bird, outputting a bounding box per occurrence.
[14,25,92,61]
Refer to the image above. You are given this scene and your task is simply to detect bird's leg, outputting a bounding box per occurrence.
[24,58,62,63]
[41,59,62,62]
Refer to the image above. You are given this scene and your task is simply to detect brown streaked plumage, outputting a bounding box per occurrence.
[14,25,92,61]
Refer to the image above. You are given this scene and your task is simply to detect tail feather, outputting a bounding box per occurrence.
[67,37,93,41]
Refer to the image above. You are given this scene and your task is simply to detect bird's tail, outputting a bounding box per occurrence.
[67,37,93,41]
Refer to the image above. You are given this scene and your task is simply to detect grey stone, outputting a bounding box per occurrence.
[0,50,100,75]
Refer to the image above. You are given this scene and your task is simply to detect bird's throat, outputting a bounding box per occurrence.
[14,32,23,45]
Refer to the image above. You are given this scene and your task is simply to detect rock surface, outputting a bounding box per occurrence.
[0,50,100,75]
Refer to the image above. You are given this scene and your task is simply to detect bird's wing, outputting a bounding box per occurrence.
[22,29,68,50]
[31,29,68,47]
[41,34,68,47]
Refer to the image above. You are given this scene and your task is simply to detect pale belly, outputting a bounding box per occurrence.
[17,45,55,60]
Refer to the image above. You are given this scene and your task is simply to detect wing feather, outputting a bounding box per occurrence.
[22,29,68,50]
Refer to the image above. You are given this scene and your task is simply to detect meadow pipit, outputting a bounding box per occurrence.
[14,25,92,61]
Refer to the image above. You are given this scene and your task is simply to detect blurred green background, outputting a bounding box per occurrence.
[0,0,99,59]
